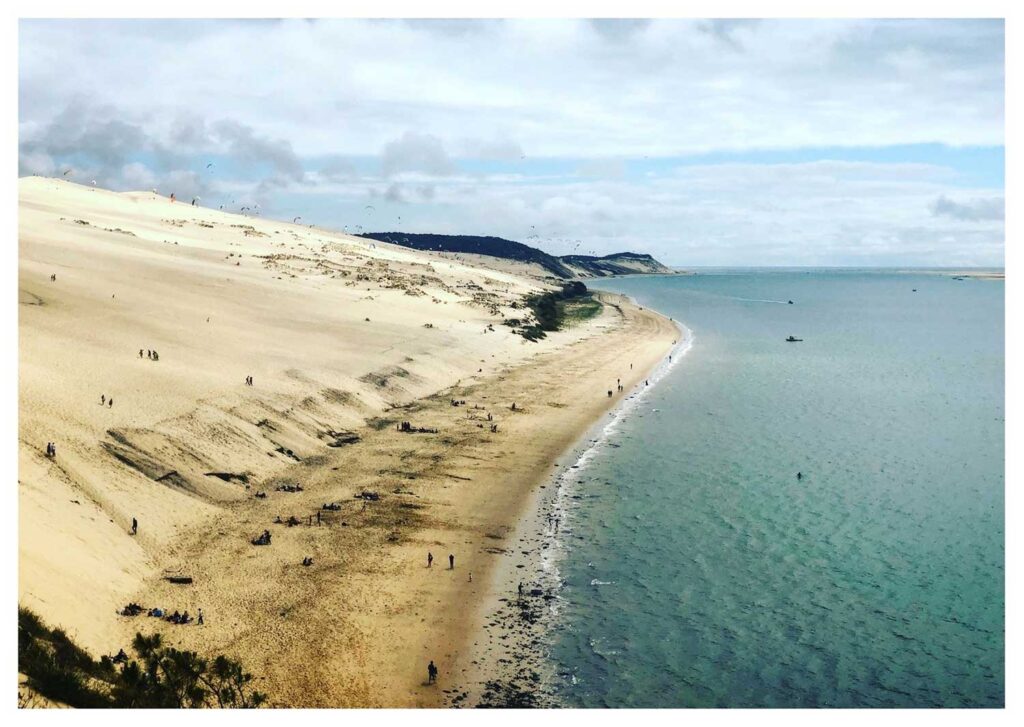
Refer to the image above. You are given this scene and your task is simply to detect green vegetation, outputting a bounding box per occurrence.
[561,296,603,325]
[18,607,266,709]
[507,281,600,341]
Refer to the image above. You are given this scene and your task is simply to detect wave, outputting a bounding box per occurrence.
[537,314,694,586]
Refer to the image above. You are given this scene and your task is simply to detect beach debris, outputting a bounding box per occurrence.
[322,429,360,447]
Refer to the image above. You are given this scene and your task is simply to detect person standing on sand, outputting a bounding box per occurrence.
[449,554,454,570]
[131,517,137,535]
[139,349,143,358]
[197,608,204,625]
[108,398,113,408]
[518,582,524,597]
[427,552,433,568]
[101,394,106,405]
[427,660,438,684]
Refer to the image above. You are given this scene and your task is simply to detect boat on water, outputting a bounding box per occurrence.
[785,335,803,342]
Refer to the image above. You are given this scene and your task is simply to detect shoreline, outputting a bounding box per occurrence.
[445,299,690,707]
[99,290,679,707]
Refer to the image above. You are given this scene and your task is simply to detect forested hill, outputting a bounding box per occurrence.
[357,232,674,279]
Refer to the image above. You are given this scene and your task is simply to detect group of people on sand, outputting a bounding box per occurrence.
[49,273,56,282]
[252,529,272,546]
[100,394,114,408]
[158,608,202,625]
[44,442,56,458]
[426,552,456,570]
[244,375,254,386]
[139,349,160,361]
[119,604,204,625]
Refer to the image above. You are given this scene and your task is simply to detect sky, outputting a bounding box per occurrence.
[18,18,1005,267]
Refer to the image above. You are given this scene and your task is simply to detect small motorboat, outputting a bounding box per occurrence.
[785,336,803,342]
[788,300,794,304]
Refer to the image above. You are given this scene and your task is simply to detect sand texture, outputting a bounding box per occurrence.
[19,177,676,706]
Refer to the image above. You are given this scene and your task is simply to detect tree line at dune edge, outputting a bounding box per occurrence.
[18,607,266,708]
[506,281,598,341]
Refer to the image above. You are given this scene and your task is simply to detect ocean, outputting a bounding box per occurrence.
[543,269,1004,708]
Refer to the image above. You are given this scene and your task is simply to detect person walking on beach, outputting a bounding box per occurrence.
[518,582,524,598]
[427,552,433,568]
[131,517,137,535]
[139,349,143,358]
[108,398,113,408]
[449,554,455,570]
[101,394,106,405]
[197,608,204,625]
[427,660,438,684]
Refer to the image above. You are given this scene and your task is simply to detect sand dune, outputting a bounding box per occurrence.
[18,177,676,706]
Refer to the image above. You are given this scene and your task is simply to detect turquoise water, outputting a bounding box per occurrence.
[548,270,1004,708]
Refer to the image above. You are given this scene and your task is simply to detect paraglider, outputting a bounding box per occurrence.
[62,169,72,177]
[293,216,302,223]
[365,205,375,212]
[206,162,214,169]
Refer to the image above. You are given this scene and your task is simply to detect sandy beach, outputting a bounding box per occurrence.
[19,177,677,707]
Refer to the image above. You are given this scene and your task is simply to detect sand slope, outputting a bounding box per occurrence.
[18,177,677,705]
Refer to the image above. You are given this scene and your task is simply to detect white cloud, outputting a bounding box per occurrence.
[17,19,1005,266]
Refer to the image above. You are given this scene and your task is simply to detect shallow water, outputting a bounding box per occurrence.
[547,270,1004,708]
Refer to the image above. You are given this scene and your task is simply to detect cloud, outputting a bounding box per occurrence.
[16,19,1005,266]
[930,195,1004,222]
[209,120,305,182]
[588,19,651,42]
[381,132,456,177]
[458,137,525,160]
[19,19,1004,157]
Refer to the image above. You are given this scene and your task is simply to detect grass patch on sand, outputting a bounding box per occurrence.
[560,296,603,326]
